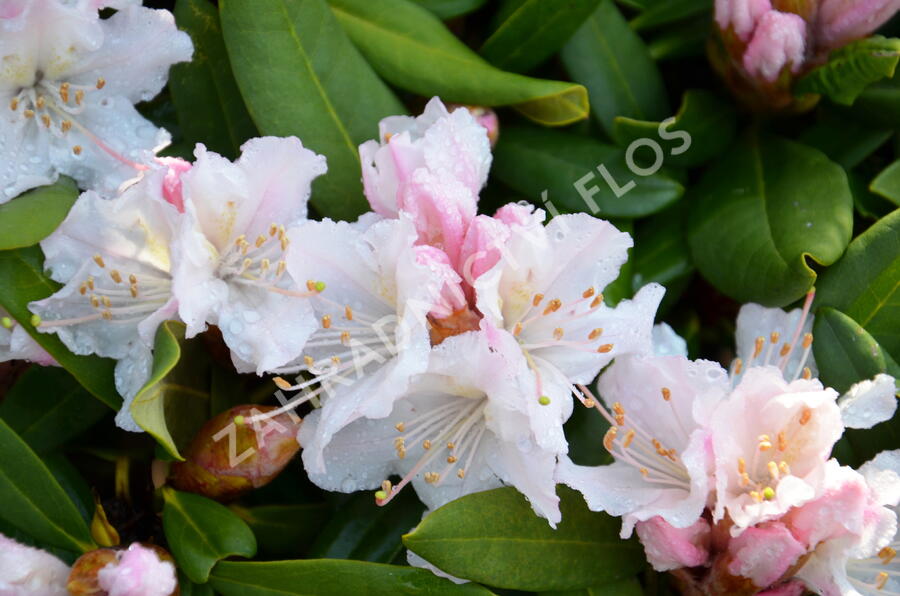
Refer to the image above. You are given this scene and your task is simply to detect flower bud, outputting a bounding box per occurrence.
[0,533,70,595]
[68,544,178,596]
[170,405,302,501]
[817,0,900,49]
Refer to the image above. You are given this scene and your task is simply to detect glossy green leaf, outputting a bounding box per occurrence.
[631,203,693,291]
[210,560,492,595]
[308,488,426,563]
[0,246,119,408]
[561,0,669,134]
[629,0,710,31]
[612,90,737,168]
[850,170,898,220]
[816,208,900,361]
[493,126,684,218]
[813,307,897,394]
[43,453,93,525]
[688,132,853,306]
[0,418,95,553]
[849,71,900,127]
[647,17,709,61]
[219,0,404,220]
[0,367,107,454]
[179,571,216,596]
[403,486,644,591]
[479,0,602,73]
[799,110,892,170]
[162,488,257,583]
[0,178,78,251]
[412,0,486,17]
[328,0,589,126]
[232,503,330,557]
[797,36,900,105]
[870,160,900,206]
[170,0,258,158]
[539,577,644,596]
[130,321,212,460]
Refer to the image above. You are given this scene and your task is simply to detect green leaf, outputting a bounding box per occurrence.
[0,178,78,251]
[611,90,737,168]
[0,246,119,408]
[539,577,644,596]
[0,418,95,553]
[327,0,589,126]
[797,36,900,106]
[631,203,693,291]
[0,367,107,453]
[412,0,486,18]
[479,0,602,73]
[308,489,426,563]
[848,71,900,127]
[629,0,710,31]
[687,132,853,306]
[561,0,669,135]
[130,321,213,460]
[210,560,492,595]
[170,0,258,159]
[179,571,216,596]
[870,160,900,206]
[162,488,257,583]
[813,307,896,394]
[403,486,644,591]
[816,208,900,361]
[799,110,892,170]
[219,0,405,220]
[493,126,683,218]
[647,17,709,61]
[231,503,330,557]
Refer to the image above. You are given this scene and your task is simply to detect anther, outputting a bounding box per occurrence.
[879,546,896,564]
[590,295,603,308]
[750,491,762,503]
[532,293,544,307]
[93,254,105,268]
[276,261,286,276]
[603,427,618,451]
[321,315,331,329]
[304,355,314,367]
[777,432,787,451]
[733,358,743,375]
[457,469,466,479]
[381,480,392,493]
[96,78,106,89]
[779,461,790,476]
[273,377,292,390]
[79,283,87,295]
[543,299,561,315]
[59,83,70,103]
[597,343,613,353]
[101,296,111,308]
[802,333,813,348]
[306,280,316,292]
[623,430,635,448]
[101,310,113,320]
[255,234,266,248]
[73,145,82,155]
[583,398,595,408]
[737,458,746,474]
[75,90,84,106]
[770,332,780,344]
[395,422,405,432]
[780,343,791,357]
[40,114,50,128]
[345,306,353,320]
[876,571,889,590]
[424,472,440,484]
[61,120,72,133]
[23,109,34,118]
[799,408,812,425]
[340,331,350,344]
[640,468,649,477]
[447,455,457,463]
[423,440,431,450]
[802,367,812,380]
[87,277,94,290]
[588,328,603,340]
[768,461,780,481]
[110,270,122,283]
[582,287,595,299]
[330,356,340,365]
[447,442,455,450]
[753,337,765,358]
[9,98,17,111]
[513,322,522,336]
[90,295,100,308]
[553,327,564,340]
[36,96,45,109]
[661,387,671,401]
[130,285,138,298]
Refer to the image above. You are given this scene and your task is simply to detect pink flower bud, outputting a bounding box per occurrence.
[68,549,119,596]
[0,533,70,595]
[170,405,302,501]
[97,544,178,596]
[724,522,806,588]
[447,104,500,148]
[742,10,808,82]
[716,0,773,40]
[816,0,900,49]
[635,517,712,572]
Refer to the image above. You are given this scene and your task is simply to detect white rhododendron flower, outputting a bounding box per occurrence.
[0,0,192,199]
[0,533,70,596]
[29,167,180,430]
[170,137,326,374]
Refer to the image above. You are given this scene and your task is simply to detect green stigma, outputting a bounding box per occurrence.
[29,314,41,327]
[1,317,12,329]
[538,395,551,406]
[234,415,246,426]
[762,487,776,501]
[374,490,387,501]
[314,281,326,292]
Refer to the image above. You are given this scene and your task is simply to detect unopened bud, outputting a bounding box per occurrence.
[448,104,500,147]
[69,543,178,596]
[170,405,302,501]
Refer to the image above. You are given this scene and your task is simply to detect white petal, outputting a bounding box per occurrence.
[0,114,55,201]
[653,322,688,357]
[839,374,898,429]
[735,302,816,377]
[114,342,153,432]
[491,437,560,526]
[860,449,900,507]
[407,549,470,584]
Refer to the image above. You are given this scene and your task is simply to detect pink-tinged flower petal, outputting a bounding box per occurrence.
[839,374,898,430]
[635,516,711,572]
[457,214,509,287]
[711,367,842,532]
[715,0,772,40]
[97,543,176,596]
[860,449,900,507]
[413,245,467,317]
[734,302,817,380]
[757,581,807,596]
[817,0,900,50]
[156,156,191,212]
[0,533,70,596]
[493,202,540,227]
[652,322,688,357]
[726,522,806,587]
[742,11,808,82]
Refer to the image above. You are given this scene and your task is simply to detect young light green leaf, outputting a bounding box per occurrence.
[612,90,737,168]
[797,36,900,105]
[403,487,644,591]
[129,321,212,460]
[163,488,257,583]
[0,418,95,553]
[0,246,119,408]
[0,367,108,454]
[479,0,602,73]
[870,160,900,206]
[816,208,900,362]
[492,126,683,218]
[209,560,493,595]
[688,132,853,307]
[328,0,589,126]
[170,0,258,159]
[0,178,78,251]
[561,0,669,135]
[219,0,405,220]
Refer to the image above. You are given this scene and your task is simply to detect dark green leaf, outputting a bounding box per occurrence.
[328,0,589,126]
[170,0,258,158]
[629,0,710,31]
[612,90,737,168]
[479,0,602,73]
[219,0,405,220]
[0,178,78,251]
[799,110,892,170]
[561,0,669,134]
[631,203,693,291]
[0,418,95,553]
[539,577,644,596]
[403,486,644,591]
[163,488,257,583]
[688,132,853,306]
[647,17,710,61]
[493,126,683,218]
[412,0,486,18]
[130,321,213,460]
[797,36,900,105]
[0,246,119,408]
[870,160,900,206]
[813,307,896,394]
[308,488,426,563]
[816,208,900,361]
[179,571,216,596]
[231,503,330,557]
[0,367,107,453]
